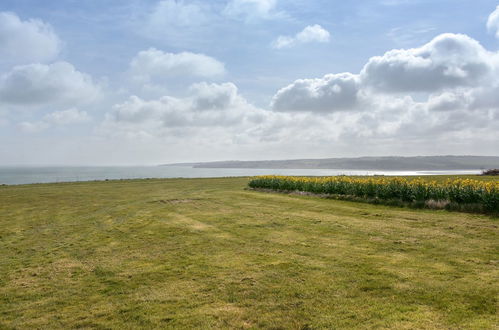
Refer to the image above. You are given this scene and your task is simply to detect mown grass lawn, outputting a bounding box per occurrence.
[0,177,497,329]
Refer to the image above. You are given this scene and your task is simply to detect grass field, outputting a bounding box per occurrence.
[0,177,498,329]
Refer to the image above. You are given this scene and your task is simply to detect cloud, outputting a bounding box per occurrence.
[271,73,361,112]
[386,25,436,46]
[271,33,499,114]
[18,121,50,133]
[267,31,499,153]
[102,84,499,160]
[272,24,330,49]
[148,0,210,29]
[328,91,498,150]
[427,91,471,112]
[361,33,495,93]
[141,0,217,45]
[487,5,499,38]
[44,108,90,125]
[295,24,330,43]
[0,62,100,107]
[104,33,499,158]
[104,82,263,136]
[469,85,499,110]
[7,9,499,162]
[190,82,238,110]
[130,48,225,84]
[17,108,90,133]
[223,0,280,21]
[0,11,61,64]
[100,81,339,154]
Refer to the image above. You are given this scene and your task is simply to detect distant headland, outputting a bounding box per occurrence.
[162,155,499,171]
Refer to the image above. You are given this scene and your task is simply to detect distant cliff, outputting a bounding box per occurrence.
[163,156,499,171]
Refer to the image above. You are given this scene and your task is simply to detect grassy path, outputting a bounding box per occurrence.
[0,177,497,328]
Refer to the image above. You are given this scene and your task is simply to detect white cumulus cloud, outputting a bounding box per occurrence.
[268,32,499,153]
[272,33,499,115]
[104,82,263,137]
[271,73,360,112]
[0,62,100,107]
[273,24,330,49]
[361,33,495,93]
[130,48,226,84]
[104,29,499,158]
[0,11,61,64]
[190,82,239,110]
[487,5,499,38]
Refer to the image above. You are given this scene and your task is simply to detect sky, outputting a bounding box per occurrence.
[0,0,498,165]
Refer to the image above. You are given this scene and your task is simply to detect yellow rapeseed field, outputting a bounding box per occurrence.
[248,176,499,212]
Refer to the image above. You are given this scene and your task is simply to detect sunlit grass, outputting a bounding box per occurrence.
[0,177,497,328]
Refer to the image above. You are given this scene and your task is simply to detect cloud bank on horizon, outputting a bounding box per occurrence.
[0,0,498,165]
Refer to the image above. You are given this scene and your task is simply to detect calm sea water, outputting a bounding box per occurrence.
[0,166,483,185]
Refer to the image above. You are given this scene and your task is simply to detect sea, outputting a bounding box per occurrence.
[0,166,483,185]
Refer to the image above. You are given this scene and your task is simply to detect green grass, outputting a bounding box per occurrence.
[0,177,498,329]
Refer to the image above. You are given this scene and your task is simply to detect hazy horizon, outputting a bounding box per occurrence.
[1,1,499,165]
[0,154,497,168]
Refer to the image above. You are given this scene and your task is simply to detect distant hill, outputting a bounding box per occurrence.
[163,156,499,171]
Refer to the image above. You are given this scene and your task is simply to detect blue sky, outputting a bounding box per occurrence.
[1,0,499,165]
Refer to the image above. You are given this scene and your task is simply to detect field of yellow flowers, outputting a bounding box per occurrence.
[248,176,499,212]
